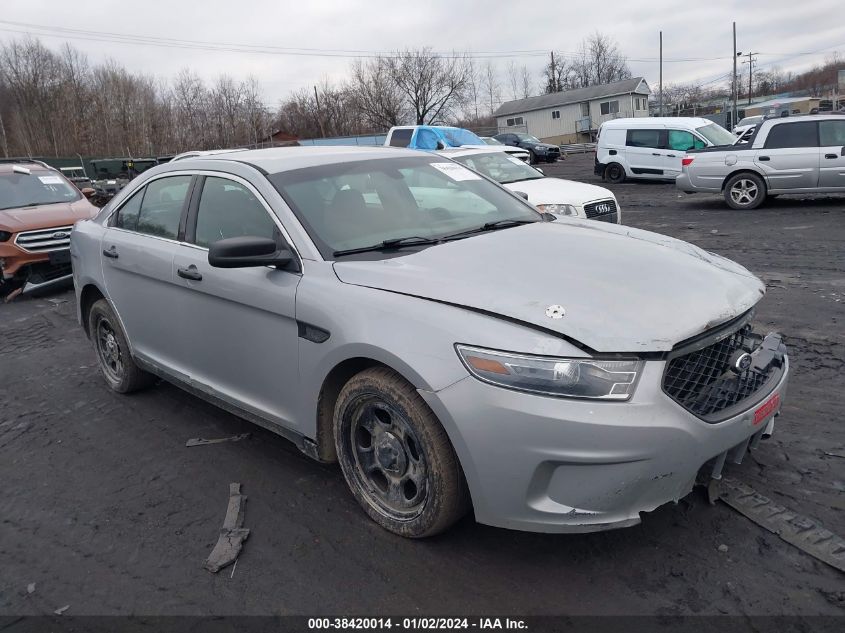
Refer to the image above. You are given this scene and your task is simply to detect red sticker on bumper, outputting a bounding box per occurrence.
[753,393,780,425]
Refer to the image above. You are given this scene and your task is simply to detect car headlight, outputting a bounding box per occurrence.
[456,345,642,400]
[536,203,578,216]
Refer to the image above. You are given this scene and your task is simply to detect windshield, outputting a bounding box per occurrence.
[696,123,736,147]
[737,116,762,127]
[452,152,543,185]
[269,156,540,259]
[515,134,542,143]
[0,171,81,210]
[441,128,485,147]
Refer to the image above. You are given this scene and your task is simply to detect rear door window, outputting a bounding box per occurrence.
[626,129,663,148]
[667,130,706,151]
[389,129,413,147]
[819,120,845,146]
[135,175,192,240]
[764,122,819,149]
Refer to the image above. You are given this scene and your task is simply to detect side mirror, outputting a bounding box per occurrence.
[841,146,845,156]
[81,187,96,198]
[435,140,446,150]
[513,191,529,200]
[208,236,294,270]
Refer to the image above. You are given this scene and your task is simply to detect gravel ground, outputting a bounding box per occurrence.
[1,153,843,617]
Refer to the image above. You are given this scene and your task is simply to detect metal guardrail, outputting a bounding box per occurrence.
[558,142,596,155]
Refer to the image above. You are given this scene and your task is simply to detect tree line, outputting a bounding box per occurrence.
[3,33,837,159]
[0,34,637,158]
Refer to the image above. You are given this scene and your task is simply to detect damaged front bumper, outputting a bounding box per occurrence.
[419,349,789,534]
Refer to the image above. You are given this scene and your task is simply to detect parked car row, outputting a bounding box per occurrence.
[593,114,845,210]
[385,125,620,224]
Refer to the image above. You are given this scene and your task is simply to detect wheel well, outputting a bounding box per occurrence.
[315,357,386,462]
[79,284,105,337]
[721,169,765,192]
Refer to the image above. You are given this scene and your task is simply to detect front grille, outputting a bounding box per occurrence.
[14,225,73,253]
[584,199,617,218]
[663,324,779,421]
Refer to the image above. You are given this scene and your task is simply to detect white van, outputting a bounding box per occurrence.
[595,117,736,183]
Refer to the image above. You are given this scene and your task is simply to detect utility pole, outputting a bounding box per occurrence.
[549,51,559,92]
[659,31,663,116]
[743,51,759,105]
[313,85,326,138]
[732,23,738,130]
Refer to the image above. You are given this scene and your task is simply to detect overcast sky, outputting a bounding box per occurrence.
[1,0,843,106]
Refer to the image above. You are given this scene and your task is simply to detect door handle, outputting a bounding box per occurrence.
[667,154,676,158]
[758,156,770,161]
[102,246,118,259]
[652,152,661,156]
[177,265,203,281]
[825,154,838,159]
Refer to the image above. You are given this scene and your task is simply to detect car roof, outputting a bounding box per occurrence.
[0,161,54,174]
[174,145,424,174]
[601,117,714,128]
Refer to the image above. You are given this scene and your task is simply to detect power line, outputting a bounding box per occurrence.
[2,19,839,64]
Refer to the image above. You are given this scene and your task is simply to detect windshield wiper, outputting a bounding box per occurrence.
[333,236,442,257]
[442,218,536,241]
[15,200,66,208]
[501,176,543,184]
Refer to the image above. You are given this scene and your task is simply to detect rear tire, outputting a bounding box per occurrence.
[604,162,626,183]
[88,299,154,393]
[724,173,766,210]
[333,367,469,538]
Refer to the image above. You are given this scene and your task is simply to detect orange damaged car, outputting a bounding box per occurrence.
[0,160,99,297]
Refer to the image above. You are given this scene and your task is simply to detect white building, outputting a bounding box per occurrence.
[494,77,651,144]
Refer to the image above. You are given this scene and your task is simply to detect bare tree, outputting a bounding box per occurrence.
[569,32,631,88]
[541,51,565,94]
[387,48,471,124]
[351,57,407,131]
[481,61,500,116]
[519,65,532,99]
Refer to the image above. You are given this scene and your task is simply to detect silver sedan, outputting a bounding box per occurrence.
[71,146,789,537]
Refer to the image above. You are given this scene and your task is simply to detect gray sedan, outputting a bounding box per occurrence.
[71,146,789,537]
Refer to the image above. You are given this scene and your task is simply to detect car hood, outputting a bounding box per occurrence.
[0,199,98,232]
[333,221,764,353]
[504,178,614,206]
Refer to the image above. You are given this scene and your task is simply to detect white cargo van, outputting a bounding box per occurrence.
[595,117,736,183]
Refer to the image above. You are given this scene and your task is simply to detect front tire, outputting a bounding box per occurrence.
[724,173,766,210]
[528,150,537,165]
[604,162,626,183]
[88,299,154,393]
[333,367,469,538]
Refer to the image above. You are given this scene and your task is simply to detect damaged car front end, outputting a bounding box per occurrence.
[0,160,98,298]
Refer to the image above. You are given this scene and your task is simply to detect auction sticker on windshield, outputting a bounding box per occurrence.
[431,162,481,181]
[38,176,64,185]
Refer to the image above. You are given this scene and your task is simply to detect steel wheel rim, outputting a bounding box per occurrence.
[608,165,621,180]
[730,179,758,205]
[95,317,124,383]
[344,395,429,521]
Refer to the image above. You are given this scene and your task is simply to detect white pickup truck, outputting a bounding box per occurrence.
[676,114,845,209]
